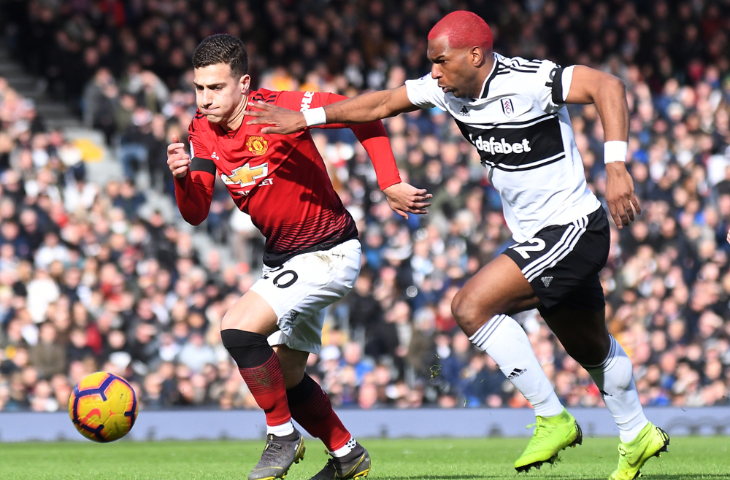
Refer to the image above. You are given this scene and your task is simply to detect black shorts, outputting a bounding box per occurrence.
[503,206,610,317]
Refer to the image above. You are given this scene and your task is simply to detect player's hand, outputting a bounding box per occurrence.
[246,102,307,134]
[167,134,190,178]
[605,162,641,228]
[726,228,730,244]
[383,182,432,219]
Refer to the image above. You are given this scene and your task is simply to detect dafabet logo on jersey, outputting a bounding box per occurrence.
[246,135,268,155]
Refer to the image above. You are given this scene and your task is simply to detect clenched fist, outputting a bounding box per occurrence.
[167,134,190,178]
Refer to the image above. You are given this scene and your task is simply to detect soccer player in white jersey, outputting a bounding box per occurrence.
[247,10,669,480]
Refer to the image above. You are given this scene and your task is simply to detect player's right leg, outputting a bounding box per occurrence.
[276,345,370,480]
[255,239,369,480]
[451,255,581,473]
[221,292,305,480]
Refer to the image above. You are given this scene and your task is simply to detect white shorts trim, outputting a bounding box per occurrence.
[521,216,587,282]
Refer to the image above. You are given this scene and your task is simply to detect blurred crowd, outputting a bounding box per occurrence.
[1,0,730,413]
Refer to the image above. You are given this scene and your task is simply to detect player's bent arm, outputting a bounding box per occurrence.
[566,66,639,227]
[317,92,403,190]
[315,92,431,215]
[173,160,215,226]
[275,90,430,217]
[564,66,628,142]
[348,122,401,190]
[322,86,419,125]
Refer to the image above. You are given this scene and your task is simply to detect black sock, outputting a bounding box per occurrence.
[286,373,317,407]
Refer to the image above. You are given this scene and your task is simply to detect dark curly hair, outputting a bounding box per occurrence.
[192,34,249,78]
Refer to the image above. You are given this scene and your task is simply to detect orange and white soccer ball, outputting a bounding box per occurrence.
[68,372,139,442]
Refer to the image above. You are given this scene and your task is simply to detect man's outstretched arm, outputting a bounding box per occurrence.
[247,86,418,135]
[565,65,640,229]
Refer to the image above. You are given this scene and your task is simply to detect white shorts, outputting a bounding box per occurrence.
[250,239,362,354]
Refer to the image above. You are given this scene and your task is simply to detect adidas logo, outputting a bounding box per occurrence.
[541,276,553,287]
[459,106,469,116]
[507,368,526,379]
[599,389,612,397]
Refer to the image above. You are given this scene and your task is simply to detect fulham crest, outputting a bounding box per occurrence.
[501,98,515,117]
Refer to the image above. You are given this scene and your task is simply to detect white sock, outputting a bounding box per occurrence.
[469,315,564,417]
[330,437,356,457]
[583,335,648,443]
[267,421,294,437]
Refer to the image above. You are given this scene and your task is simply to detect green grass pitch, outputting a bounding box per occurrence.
[0,437,728,479]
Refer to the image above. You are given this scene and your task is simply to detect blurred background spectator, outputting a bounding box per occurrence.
[0,0,729,413]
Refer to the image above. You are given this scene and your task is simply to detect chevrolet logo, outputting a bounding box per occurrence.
[222,163,269,187]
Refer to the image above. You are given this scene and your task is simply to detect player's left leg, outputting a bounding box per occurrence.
[275,345,370,480]
[265,239,370,479]
[451,255,581,473]
[544,304,669,480]
[221,292,304,480]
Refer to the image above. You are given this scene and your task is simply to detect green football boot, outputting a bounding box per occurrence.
[514,408,583,473]
[609,423,669,480]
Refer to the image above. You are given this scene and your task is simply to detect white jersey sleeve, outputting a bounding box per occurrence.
[530,61,576,113]
[404,74,447,111]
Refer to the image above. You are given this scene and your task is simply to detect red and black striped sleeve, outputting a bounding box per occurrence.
[277,91,402,191]
[174,116,216,226]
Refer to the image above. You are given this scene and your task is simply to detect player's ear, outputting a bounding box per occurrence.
[239,74,251,94]
[471,46,484,67]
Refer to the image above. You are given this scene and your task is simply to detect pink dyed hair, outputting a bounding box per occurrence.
[427,11,493,52]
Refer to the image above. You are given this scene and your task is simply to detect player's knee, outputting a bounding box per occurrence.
[451,292,483,331]
[274,347,308,389]
[564,335,610,366]
[221,309,274,335]
[221,309,248,331]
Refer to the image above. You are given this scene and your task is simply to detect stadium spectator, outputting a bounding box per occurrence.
[0,0,729,416]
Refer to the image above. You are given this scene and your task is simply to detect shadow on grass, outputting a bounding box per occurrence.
[374,476,490,479]
[514,476,730,480]
[381,474,730,480]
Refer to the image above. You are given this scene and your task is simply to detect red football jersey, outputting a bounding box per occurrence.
[174,88,401,267]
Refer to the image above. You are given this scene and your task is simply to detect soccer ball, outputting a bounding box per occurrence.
[68,372,139,442]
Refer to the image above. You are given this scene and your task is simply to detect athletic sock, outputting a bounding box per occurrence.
[330,437,357,458]
[287,373,352,454]
[469,314,564,417]
[221,329,292,430]
[266,421,295,437]
[582,335,648,443]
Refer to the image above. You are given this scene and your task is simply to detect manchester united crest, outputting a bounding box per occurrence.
[246,135,268,155]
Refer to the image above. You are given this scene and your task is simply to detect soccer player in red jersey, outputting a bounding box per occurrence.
[167,35,430,480]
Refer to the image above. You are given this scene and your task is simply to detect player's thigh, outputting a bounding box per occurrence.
[220,289,279,335]
[515,208,609,317]
[258,239,362,353]
[273,344,309,389]
[542,280,611,366]
[452,254,539,335]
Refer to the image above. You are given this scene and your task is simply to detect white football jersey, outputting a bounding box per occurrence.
[405,53,601,243]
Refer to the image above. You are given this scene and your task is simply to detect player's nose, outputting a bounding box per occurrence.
[430,64,442,79]
[201,89,213,106]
